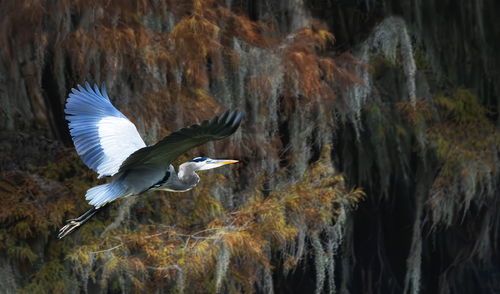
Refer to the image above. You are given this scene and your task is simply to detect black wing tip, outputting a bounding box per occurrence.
[235,111,244,125]
[215,109,244,137]
[219,110,230,123]
[229,110,244,129]
[225,109,244,124]
[221,109,244,120]
[209,115,219,125]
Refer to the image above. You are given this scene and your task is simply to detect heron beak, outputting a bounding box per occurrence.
[212,159,239,165]
[198,159,239,170]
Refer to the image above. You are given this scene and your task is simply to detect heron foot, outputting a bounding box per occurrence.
[58,207,102,239]
[58,221,82,239]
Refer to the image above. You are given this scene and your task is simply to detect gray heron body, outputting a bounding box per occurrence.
[58,82,243,239]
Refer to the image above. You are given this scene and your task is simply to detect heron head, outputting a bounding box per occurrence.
[190,157,238,170]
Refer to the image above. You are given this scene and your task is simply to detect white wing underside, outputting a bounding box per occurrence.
[65,83,146,178]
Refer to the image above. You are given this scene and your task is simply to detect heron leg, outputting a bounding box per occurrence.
[66,207,97,222]
[58,206,103,239]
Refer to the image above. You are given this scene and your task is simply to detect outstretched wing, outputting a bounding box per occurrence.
[65,82,146,178]
[118,109,244,172]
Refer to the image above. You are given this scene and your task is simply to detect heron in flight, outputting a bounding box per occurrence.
[58,82,243,239]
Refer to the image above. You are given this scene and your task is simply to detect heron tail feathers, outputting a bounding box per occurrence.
[86,180,130,208]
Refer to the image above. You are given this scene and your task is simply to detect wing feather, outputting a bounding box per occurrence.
[118,109,244,173]
[65,82,146,178]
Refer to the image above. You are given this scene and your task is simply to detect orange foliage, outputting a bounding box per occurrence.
[0,0,369,292]
[0,149,91,267]
[397,99,433,124]
[281,21,369,115]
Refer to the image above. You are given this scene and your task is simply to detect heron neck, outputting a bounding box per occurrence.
[177,162,200,188]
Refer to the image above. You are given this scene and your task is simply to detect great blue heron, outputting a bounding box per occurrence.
[58,82,243,239]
